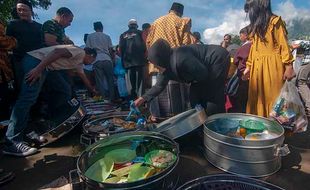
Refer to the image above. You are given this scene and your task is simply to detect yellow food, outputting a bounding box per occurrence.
[240,128,247,138]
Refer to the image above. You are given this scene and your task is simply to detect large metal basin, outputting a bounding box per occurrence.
[203,113,289,177]
[77,131,179,190]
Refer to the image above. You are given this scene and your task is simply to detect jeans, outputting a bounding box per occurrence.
[6,55,47,143]
[93,60,115,100]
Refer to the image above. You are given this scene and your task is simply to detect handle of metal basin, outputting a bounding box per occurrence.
[80,134,93,146]
[274,144,290,157]
[69,169,83,190]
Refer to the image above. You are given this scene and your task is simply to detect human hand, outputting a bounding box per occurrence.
[25,66,43,85]
[242,67,250,81]
[134,97,145,107]
[283,65,296,81]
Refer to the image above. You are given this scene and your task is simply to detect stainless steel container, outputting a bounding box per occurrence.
[76,131,179,190]
[177,174,284,190]
[203,113,290,177]
[153,107,207,139]
[80,111,131,146]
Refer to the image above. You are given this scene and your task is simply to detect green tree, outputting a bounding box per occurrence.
[0,0,51,23]
[231,34,241,46]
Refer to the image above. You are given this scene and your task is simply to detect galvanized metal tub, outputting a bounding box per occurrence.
[203,113,290,177]
[177,174,284,190]
[77,131,179,190]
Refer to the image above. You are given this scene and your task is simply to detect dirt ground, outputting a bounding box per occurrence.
[0,124,309,190]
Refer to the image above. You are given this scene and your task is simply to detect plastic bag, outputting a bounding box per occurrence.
[117,76,128,97]
[270,80,308,133]
[114,56,126,76]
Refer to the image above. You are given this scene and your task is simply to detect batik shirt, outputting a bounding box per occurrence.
[146,12,195,73]
[0,23,16,83]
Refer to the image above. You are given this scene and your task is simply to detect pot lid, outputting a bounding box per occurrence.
[152,105,207,139]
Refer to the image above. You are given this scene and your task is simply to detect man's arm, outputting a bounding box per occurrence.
[76,71,97,95]
[26,48,72,84]
[142,73,169,102]
[134,73,169,107]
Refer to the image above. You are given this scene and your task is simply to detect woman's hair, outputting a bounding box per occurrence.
[244,0,274,42]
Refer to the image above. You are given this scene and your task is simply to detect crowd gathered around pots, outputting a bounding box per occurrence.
[0,0,309,186]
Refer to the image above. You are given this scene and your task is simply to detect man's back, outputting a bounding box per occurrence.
[86,32,112,61]
[120,29,146,68]
[147,12,193,49]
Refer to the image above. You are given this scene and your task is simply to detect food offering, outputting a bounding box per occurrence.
[83,135,177,184]
[75,90,118,115]
[209,118,278,140]
[86,115,145,135]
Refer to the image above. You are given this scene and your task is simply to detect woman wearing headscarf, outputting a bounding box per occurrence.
[134,39,230,115]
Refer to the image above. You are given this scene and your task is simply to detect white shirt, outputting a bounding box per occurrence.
[27,45,85,72]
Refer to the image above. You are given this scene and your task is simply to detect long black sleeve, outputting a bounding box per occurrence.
[176,48,209,83]
[142,73,169,102]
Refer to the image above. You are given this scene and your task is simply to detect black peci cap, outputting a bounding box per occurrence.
[16,0,33,11]
[170,2,184,15]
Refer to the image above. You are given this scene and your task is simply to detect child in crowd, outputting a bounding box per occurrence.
[228,26,251,113]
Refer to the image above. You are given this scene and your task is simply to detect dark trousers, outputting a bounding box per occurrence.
[190,81,226,116]
[127,66,144,99]
[93,60,115,100]
[228,80,249,113]
[0,82,11,121]
[44,70,72,119]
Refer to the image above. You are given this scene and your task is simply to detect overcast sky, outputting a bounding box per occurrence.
[33,0,310,46]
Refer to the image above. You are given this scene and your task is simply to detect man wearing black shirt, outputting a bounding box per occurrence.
[6,0,43,93]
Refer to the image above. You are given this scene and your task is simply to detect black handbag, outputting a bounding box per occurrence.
[226,70,240,97]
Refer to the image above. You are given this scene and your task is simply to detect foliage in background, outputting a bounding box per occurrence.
[231,35,241,46]
[0,0,51,24]
[287,19,310,41]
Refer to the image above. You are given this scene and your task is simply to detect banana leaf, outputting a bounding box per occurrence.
[85,157,114,182]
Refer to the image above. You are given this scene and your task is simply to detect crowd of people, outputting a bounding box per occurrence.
[0,0,309,184]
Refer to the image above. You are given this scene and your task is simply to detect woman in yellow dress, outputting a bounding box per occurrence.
[243,0,295,117]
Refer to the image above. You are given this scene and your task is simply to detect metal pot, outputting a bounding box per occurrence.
[203,113,290,177]
[76,131,179,190]
[80,111,136,146]
[177,174,284,190]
